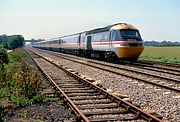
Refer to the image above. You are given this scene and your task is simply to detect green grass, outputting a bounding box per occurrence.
[139,46,180,64]
[8,48,29,63]
[0,48,43,107]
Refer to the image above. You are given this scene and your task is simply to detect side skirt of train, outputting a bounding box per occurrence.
[33,46,143,62]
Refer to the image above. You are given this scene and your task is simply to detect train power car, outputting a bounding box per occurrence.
[32,23,144,61]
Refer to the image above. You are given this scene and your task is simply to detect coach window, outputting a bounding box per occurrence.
[111,30,120,41]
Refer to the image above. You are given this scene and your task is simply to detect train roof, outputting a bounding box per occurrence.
[86,23,129,35]
[33,23,137,44]
[33,40,47,44]
[50,23,134,38]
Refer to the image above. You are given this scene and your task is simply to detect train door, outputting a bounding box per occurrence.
[78,34,81,49]
[87,35,92,50]
[109,30,114,51]
[59,38,61,52]
[80,32,86,49]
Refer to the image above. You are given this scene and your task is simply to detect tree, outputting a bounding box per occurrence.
[0,47,8,83]
[0,34,8,48]
[8,35,24,50]
[0,46,8,64]
[0,50,8,64]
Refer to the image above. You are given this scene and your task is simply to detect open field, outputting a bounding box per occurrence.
[139,46,180,64]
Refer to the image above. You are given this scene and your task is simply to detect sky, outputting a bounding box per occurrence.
[0,0,180,41]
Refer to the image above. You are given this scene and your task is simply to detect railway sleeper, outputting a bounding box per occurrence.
[88,116,142,122]
[59,85,86,88]
[55,78,75,81]
[67,92,101,97]
[57,81,81,84]
[78,104,120,109]
[56,81,84,85]
[72,98,108,103]
[56,83,82,85]
[56,82,83,85]
[69,95,106,100]
[61,87,91,91]
[73,100,112,105]
[83,109,129,116]
[64,89,96,94]
[56,80,76,84]
[54,79,78,82]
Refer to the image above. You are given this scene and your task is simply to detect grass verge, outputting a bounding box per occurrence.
[0,48,44,121]
[139,46,180,64]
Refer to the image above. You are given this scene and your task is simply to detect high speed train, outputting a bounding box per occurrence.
[32,23,144,61]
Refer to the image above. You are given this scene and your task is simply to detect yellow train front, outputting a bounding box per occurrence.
[110,23,144,60]
[88,23,144,61]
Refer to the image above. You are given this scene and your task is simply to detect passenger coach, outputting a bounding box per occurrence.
[33,23,144,61]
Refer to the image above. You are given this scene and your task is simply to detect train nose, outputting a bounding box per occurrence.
[117,46,144,60]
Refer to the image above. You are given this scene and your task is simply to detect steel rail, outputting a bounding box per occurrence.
[127,61,180,73]
[138,60,180,68]
[26,48,162,122]
[124,62,180,76]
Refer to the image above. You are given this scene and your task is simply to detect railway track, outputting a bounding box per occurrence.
[34,48,180,76]
[26,49,162,122]
[34,48,180,78]
[32,48,180,93]
[137,60,180,69]
[124,61,180,76]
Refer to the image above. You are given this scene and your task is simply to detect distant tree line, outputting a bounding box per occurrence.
[0,34,24,50]
[144,41,180,46]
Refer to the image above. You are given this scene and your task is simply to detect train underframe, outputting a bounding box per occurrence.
[34,47,138,62]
